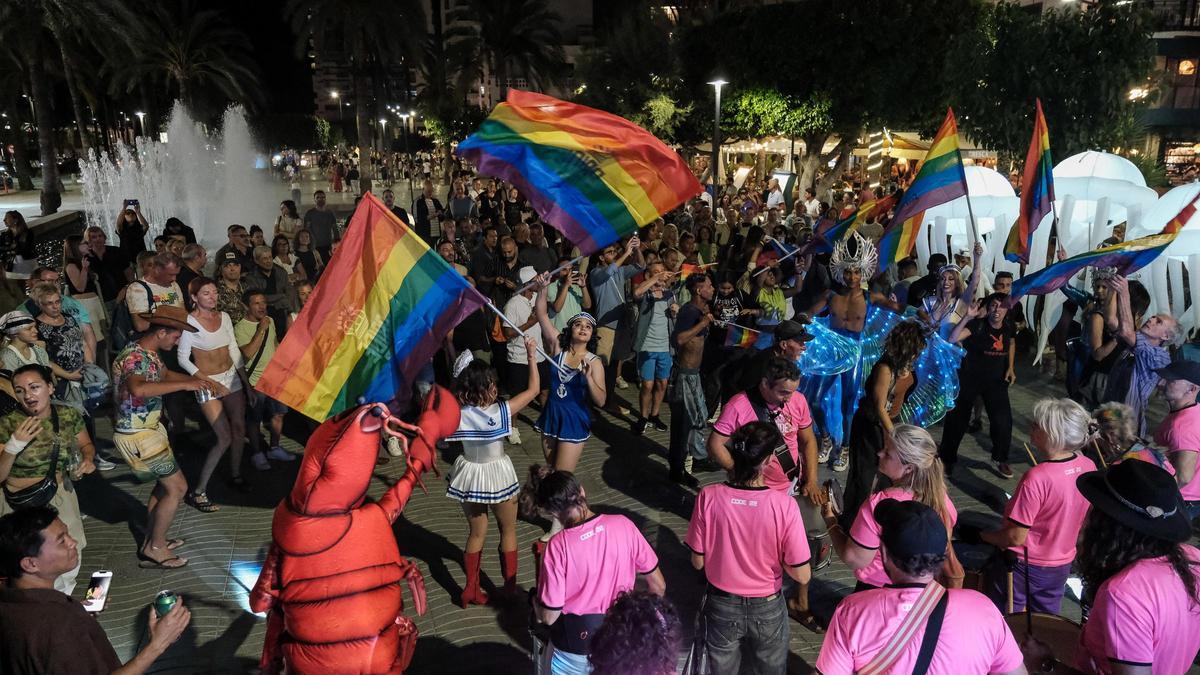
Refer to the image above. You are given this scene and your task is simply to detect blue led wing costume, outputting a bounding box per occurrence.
[897,330,965,427]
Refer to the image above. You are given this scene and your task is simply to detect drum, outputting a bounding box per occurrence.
[953,541,997,593]
[1004,612,1082,665]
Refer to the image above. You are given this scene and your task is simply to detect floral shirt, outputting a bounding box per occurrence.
[0,405,84,479]
[37,316,84,373]
[112,343,164,433]
[217,281,246,324]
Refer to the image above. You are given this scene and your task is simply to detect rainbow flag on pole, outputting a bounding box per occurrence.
[456,90,703,255]
[1008,196,1198,303]
[724,324,759,349]
[1005,99,1054,264]
[878,109,969,270]
[256,193,486,420]
[822,193,898,247]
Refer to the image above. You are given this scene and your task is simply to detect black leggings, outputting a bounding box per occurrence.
[940,374,1012,467]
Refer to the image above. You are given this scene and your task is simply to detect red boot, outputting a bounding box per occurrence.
[499,548,519,599]
[531,539,548,587]
[460,550,488,608]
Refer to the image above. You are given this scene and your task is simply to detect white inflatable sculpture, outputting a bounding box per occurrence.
[1128,182,1200,340]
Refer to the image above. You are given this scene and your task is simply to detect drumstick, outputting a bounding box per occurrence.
[1023,442,1038,466]
[1024,546,1033,638]
[1092,439,1108,469]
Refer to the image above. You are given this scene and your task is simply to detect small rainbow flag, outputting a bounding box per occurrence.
[1008,196,1197,303]
[257,193,486,420]
[456,91,703,255]
[724,324,759,349]
[1005,99,1055,264]
[678,262,716,280]
[878,108,968,270]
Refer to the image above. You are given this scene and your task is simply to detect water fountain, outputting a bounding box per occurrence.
[80,103,279,253]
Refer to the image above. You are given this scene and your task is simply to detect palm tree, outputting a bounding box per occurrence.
[0,0,131,214]
[285,0,427,195]
[112,1,261,118]
[457,0,568,100]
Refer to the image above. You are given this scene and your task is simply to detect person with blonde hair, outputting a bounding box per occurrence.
[1093,401,1174,473]
[823,424,960,591]
[982,398,1097,613]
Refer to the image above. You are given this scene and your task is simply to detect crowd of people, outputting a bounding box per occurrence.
[0,164,1197,675]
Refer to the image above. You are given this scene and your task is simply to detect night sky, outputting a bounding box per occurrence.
[217,0,315,115]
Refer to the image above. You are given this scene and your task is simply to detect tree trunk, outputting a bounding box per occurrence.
[58,46,91,154]
[816,136,855,198]
[27,50,61,215]
[178,79,190,120]
[797,132,830,194]
[353,70,373,195]
[7,98,36,191]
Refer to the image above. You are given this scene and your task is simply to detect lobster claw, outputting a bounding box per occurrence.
[400,557,428,616]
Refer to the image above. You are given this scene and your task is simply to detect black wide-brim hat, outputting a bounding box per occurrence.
[1076,460,1192,544]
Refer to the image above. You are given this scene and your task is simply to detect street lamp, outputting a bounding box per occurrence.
[707,79,727,194]
[134,111,146,138]
[331,90,343,121]
[399,112,413,205]
[379,118,387,153]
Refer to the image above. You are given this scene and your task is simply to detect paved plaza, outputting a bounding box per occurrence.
[61,358,1197,674]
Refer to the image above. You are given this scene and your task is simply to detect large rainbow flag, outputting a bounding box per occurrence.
[1008,196,1198,303]
[878,108,969,270]
[256,193,486,420]
[822,193,898,247]
[456,90,703,255]
[1005,99,1054,264]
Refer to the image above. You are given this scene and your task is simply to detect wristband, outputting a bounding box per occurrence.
[4,436,31,455]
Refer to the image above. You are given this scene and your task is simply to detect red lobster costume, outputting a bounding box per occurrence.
[250,386,461,674]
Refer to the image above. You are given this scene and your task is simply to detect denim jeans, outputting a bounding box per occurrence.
[703,590,789,675]
[548,646,590,675]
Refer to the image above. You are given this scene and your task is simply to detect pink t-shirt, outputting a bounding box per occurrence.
[1004,453,1096,566]
[685,483,811,597]
[816,586,1024,675]
[538,513,658,616]
[712,391,813,492]
[1153,403,1200,500]
[1076,545,1200,674]
[848,487,958,588]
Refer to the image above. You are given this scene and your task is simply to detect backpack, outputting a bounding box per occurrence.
[109,280,153,353]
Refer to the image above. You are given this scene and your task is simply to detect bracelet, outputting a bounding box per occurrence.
[4,436,31,455]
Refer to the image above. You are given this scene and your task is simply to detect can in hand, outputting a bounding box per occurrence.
[154,590,178,617]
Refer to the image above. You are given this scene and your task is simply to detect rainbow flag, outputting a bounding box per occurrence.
[456,90,703,255]
[678,262,716,280]
[1008,197,1197,303]
[724,324,759,349]
[878,109,968,269]
[256,193,486,420]
[823,194,898,246]
[1005,99,1055,264]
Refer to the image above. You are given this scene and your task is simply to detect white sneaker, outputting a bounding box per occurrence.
[95,457,117,471]
[267,446,295,462]
[817,436,832,464]
[832,452,849,472]
[615,377,630,390]
[251,453,271,471]
[385,435,404,457]
[508,426,522,445]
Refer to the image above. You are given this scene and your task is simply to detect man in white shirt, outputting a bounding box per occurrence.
[766,178,785,211]
[803,188,822,219]
[503,267,548,443]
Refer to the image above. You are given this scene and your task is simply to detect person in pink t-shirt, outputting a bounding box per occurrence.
[707,356,824,631]
[531,470,665,675]
[1152,360,1200,521]
[1020,460,1200,674]
[687,421,812,675]
[982,398,1096,614]
[824,424,958,591]
[817,499,1024,675]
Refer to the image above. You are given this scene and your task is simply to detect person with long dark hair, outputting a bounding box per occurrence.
[532,274,606,473]
[841,321,927,525]
[688,421,811,674]
[528,468,665,675]
[1021,460,1200,673]
[444,339,539,607]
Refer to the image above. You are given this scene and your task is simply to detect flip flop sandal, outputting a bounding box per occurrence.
[137,550,189,569]
[166,538,185,550]
[788,607,826,634]
[185,492,220,513]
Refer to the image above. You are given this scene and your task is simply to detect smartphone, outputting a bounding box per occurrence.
[83,570,113,613]
[126,199,139,207]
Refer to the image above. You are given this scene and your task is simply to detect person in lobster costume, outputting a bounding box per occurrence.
[249,385,461,674]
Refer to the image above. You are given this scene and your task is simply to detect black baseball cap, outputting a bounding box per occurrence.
[220,251,240,266]
[1155,360,1200,387]
[774,319,814,343]
[875,499,948,560]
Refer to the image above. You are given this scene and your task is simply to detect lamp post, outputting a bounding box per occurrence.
[134,111,146,139]
[707,79,727,195]
[330,90,342,122]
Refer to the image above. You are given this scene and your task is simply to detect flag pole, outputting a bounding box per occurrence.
[513,254,586,296]
[482,297,571,379]
[752,237,803,277]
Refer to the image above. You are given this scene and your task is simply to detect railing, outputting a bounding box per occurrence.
[1150,0,1200,31]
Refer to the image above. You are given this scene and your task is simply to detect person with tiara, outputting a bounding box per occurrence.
[918,242,984,340]
[444,335,539,608]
